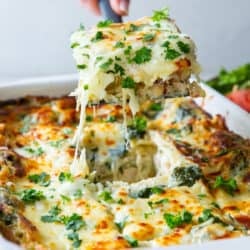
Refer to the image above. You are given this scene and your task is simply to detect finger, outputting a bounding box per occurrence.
[109,0,130,16]
[80,0,101,15]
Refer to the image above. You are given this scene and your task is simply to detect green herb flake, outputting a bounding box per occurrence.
[91,31,104,42]
[164,49,181,60]
[70,42,80,49]
[62,128,73,135]
[121,77,135,89]
[98,191,114,203]
[28,172,51,187]
[83,84,89,90]
[100,58,113,70]
[60,194,71,203]
[20,189,45,204]
[49,139,66,148]
[77,64,87,70]
[197,194,207,199]
[85,115,93,122]
[198,209,219,223]
[41,206,62,223]
[125,24,140,33]
[64,213,85,231]
[115,216,128,232]
[67,232,82,248]
[58,172,73,182]
[148,198,168,208]
[161,41,170,48]
[130,185,164,199]
[73,189,83,199]
[132,46,152,64]
[152,8,169,22]
[143,33,155,42]
[124,45,132,55]
[213,176,237,195]
[23,146,44,157]
[149,103,163,111]
[114,41,125,48]
[114,63,125,76]
[177,41,190,54]
[97,19,113,28]
[163,211,193,229]
[124,235,138,248]
[106,116,116,123]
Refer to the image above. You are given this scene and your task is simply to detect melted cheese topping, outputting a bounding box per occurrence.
[0,96,249,250]
[70,15,202,175]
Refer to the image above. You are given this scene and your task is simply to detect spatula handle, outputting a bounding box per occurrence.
[99,0,122,23]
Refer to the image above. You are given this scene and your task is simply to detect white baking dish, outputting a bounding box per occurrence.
[0,75,249,250]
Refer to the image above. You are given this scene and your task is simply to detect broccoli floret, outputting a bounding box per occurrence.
[171,166,202,187]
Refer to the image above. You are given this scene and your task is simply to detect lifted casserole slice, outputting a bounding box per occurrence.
[70,10,204,115]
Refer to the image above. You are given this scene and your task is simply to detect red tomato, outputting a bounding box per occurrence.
[227,89,250,112]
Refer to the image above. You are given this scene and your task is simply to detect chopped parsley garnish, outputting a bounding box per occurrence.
[73,189,83,199]
[106,116,116,122]
[128,117,147,139]
[197,193,207,199]
[97,19,113,28]
[60,194,71,203]
[28,172,51,187]
[67,232,82,248]
[177,41,190,54]
[86,115,93,122]
[152,8,169,22]
[23,146,44,157]
[114,41,125,48]
[198,209,222,224]
[49,139,66,148]
[161,41,170,48]
[121,77,135,88]
[100,58,113,70]
[83,84,88,90]
[114,63,125,76]
[164,210,193,229]
[149,103,163,111]
[58,172,73,182]
[213,176,237,195]
[20,189,45,204]
[124,235,138,247]
[98,191,114,203]
[164,48,181,60]
[125,24,140,33]
[132,47,152,64]
[77,64,87,70]
[115,216,128,232]
[20,115,35,133]
[70,42,80,49]
[168,35,179,39]
[143,33,155,42]
[148,198,168,209]
[41,209,84,248]
[79,23,85,30]
[41,206,62,223]
[91,31,104,42]
[124,45,132,55]
[130,185,164,199]
[64,213,86,231]
[62,128,73,135]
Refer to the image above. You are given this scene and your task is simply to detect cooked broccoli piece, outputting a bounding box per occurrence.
[171,166,202,187]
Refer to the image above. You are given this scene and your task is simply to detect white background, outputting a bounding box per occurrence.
[0,0,250,82]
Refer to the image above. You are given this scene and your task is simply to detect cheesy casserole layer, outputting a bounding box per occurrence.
[0,96,249,249]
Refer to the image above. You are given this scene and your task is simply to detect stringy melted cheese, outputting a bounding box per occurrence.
[70,16,201,174]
